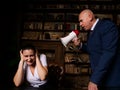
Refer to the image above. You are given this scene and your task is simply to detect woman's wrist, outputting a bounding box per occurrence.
[19,60,24,67]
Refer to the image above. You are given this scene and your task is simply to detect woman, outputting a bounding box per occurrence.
[13,44,48,88]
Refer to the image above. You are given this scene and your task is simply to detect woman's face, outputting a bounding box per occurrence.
[22,49,36,66]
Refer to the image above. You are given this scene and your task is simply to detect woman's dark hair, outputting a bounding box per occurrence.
[21,44,36,53]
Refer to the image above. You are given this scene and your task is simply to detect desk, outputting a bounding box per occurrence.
[7,87,120,90]
[7,87,87,90]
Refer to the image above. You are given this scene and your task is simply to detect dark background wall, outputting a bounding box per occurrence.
[0,1,22,88]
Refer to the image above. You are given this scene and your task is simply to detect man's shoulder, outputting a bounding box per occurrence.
[100,19,114,25]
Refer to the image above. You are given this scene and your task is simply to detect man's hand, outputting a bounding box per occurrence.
[88,81,98,90]
[72,37,81,46]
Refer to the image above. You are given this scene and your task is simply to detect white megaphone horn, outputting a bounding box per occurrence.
[60,30,80,47]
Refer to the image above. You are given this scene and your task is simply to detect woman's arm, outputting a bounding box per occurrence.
[36,52,48,81]
[13,50,25,87]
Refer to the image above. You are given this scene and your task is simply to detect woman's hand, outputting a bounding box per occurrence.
[35,49,39,60]
[20,50,25,62]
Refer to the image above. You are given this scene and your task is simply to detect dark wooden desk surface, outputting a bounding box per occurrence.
[6,87,120,90]
[5,87,87,90]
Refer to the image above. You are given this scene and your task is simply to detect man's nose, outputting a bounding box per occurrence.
[80,22,82,27]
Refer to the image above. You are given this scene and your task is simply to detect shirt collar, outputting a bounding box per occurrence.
[91,18,99,31]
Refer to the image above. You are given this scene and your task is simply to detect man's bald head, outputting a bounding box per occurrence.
[78,9,96,30]
[79,9,95,22]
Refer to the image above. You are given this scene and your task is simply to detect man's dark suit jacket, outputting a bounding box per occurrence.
[83,19,120,87]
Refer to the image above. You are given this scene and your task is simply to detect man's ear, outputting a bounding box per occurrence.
[90,17,93,22]
[89,14,93,22]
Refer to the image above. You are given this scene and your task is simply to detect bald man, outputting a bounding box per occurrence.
[73,9,120,90]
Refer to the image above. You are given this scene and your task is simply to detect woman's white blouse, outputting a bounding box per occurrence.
[23,54,47,87]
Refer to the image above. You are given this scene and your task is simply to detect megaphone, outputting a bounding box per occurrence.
[60,30,79,47]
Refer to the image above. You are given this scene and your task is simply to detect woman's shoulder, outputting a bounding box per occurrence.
[40,53,46,57]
